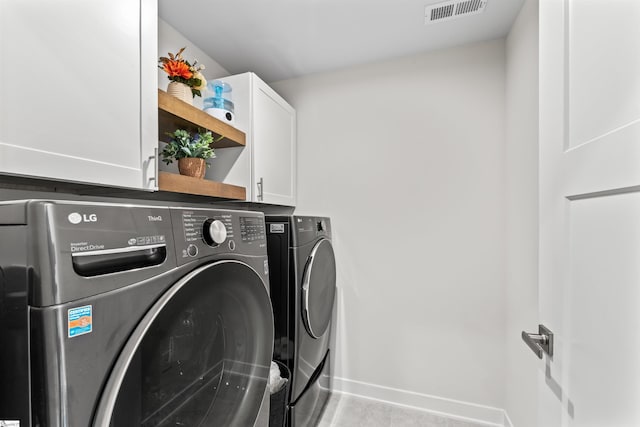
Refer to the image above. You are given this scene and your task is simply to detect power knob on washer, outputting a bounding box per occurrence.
[203,219,227,246]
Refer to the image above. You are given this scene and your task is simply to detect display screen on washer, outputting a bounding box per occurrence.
[239,217,265,242]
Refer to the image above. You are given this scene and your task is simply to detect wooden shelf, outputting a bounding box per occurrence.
[158,172,246,200]
[157,90,247,201]
[158,89,246,149]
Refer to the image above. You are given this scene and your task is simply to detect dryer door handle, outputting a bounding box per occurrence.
[301,264,314,337]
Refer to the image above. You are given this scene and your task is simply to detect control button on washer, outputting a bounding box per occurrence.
[228,240,236,251]
[203,218,227,246]
[187,244,198,257]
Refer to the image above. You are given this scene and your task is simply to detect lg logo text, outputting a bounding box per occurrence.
[68,212,98,224]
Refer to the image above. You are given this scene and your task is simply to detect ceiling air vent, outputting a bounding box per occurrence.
[425,0,487,24]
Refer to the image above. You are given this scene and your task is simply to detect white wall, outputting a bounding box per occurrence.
[504,1,539,426]
[159,15,541,425]
[272,40,507,423]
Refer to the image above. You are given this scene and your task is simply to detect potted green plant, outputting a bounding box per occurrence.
[161,129,217,179]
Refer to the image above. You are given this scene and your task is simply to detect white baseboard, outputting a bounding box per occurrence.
[332,376,510,426]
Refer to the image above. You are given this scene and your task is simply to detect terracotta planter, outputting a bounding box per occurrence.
[178,158,206,179]
[167,81,193,105]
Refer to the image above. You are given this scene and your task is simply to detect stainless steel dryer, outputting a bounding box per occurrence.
[266,216,336,427]
[0,200,273,427]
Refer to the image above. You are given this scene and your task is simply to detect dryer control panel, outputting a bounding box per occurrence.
[170,208,267,265]
[291,216,332,247]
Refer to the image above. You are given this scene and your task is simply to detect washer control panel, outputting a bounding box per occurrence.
[180,211,233,243]
[203,218,228,246]
[171,208,266,265]
[239,216,266,242]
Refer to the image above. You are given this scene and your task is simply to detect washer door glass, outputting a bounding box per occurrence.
[301,239,337,339]
[94,261,273,427]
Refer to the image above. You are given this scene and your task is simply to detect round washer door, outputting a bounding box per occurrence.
[93,260,274,427]
[301,238,337,339]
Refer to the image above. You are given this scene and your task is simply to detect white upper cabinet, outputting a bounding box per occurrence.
[0,0,158,190]
[221,72,297,206]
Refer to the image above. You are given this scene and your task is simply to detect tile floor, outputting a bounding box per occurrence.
[317,393,492,427]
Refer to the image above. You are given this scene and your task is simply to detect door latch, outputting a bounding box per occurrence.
[522,324,554,359]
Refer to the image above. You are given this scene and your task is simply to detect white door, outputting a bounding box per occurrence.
[0,0,157,190]
[253,76,297,206]
[535,0,640,425]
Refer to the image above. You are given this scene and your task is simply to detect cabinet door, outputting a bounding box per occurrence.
[252,77,297,206]
[0,0,157,190]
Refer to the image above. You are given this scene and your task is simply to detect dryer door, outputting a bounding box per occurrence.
[301,238,337,339]
[93,260,274,427]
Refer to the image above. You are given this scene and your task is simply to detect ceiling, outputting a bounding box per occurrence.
[159,0,525,83]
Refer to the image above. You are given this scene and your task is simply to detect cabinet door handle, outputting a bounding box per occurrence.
[257,177,264,201]
[155,147,159,184]
[147,147,158,186]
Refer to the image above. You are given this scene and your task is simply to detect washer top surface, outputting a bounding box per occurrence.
[0,200,268,306]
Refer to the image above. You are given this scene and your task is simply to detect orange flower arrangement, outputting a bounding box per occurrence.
[163,60,192,80]
[159,47,207,97]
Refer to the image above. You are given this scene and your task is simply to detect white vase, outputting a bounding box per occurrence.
[167,81,193,105]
